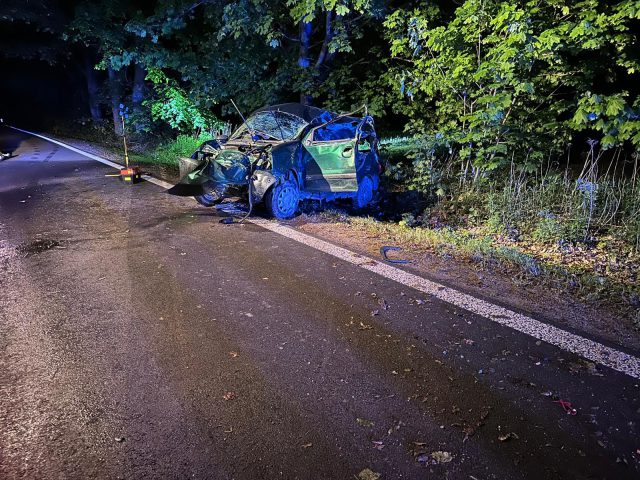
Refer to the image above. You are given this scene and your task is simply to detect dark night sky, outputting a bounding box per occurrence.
[0,59,83,129]
[0,0,84,130]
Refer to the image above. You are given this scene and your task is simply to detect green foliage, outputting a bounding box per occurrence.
[149,133,211,165]
[571,93,640,149]
[385,0,640,172]
[144,68,222,134]
[531,214,562,243]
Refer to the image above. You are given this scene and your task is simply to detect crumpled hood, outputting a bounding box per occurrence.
[167,149,252,197]
[208,150,251,185]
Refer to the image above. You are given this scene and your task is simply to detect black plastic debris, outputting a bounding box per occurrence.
[380,246,409,264]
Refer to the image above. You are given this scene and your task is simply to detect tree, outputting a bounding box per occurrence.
[220,0,385,104]
[0,0,67,64]
[385,0,640,175]
[69,0,155,132]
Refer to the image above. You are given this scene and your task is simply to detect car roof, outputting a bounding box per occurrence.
[253,103,328,123]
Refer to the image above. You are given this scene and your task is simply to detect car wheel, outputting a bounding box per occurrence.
[194,191,222,207]
[265,180,299,219]
[353,176,374,210]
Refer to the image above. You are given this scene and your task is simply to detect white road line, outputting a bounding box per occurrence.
[10,126,125,169]
[250,220,640,380]
[16,127,640,380]
[10,126,176,189]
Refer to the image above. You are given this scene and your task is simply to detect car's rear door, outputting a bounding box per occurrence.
[302,120,358,192]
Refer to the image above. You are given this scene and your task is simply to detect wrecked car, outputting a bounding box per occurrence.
[168,103,381,219]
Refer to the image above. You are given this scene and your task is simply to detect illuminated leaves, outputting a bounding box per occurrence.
[384,0,640,169]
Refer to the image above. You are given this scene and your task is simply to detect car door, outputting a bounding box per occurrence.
[301,120,358,192]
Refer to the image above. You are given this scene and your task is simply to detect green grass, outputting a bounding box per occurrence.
[316,207,638,320]
[52,120,210,169]
[130,133,211,167]
[336,213,543,277]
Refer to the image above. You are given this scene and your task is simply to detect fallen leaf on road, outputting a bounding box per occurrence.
[357,468,381,480]
[356,418,375,427]
[223,392,235,401]
[371,309,380,316]
[114,437,125,443]
[229,351,239,358]
[387,420,405,435]
[498,432,519,442]
[569,359,603,376]
[372,441,385,450]
[302,442,313,449]
[358,322,373,330]
[463,425,477,440]
[431,451,453,464]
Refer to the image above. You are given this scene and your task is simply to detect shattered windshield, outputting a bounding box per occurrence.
[230,110,309,142]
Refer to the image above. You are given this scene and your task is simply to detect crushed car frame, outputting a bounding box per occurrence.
[168,103,381,219]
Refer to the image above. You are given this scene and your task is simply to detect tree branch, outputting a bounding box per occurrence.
[315,10,333,70]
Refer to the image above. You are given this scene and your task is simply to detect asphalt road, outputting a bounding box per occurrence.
[1,126,639,479]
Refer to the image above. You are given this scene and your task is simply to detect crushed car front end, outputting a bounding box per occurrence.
[167,140,279,204]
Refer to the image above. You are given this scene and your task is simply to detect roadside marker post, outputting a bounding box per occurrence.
[106,105,141,184]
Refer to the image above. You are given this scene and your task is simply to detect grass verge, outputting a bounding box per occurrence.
[312,209,640,327]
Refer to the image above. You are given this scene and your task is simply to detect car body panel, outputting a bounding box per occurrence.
[303,137,357,192]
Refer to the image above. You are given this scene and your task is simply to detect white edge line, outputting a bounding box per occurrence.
[250,220,640,380]
[9,126,175,190]
[17,126,640,380]
[10,126,124,169]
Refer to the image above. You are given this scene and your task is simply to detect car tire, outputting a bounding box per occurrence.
[353,176,374,210]
[265,180,299,219]
[195,191,222,207]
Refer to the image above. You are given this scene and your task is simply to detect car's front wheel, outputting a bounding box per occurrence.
[264,180,299,219]
[194,191,222,207]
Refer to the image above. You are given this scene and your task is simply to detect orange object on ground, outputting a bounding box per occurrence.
[120,167,141,184]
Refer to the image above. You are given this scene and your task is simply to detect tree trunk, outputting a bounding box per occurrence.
[83,51,102,121]
[315,10,333,71]
[132,62,146,131]
[298,20,313,105]
[107,67,123,135]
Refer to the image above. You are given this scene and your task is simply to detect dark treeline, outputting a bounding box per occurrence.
[2,1,640,174]
[2,1,640,280]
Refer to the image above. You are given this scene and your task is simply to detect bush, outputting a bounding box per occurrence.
[148,134,210,165]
